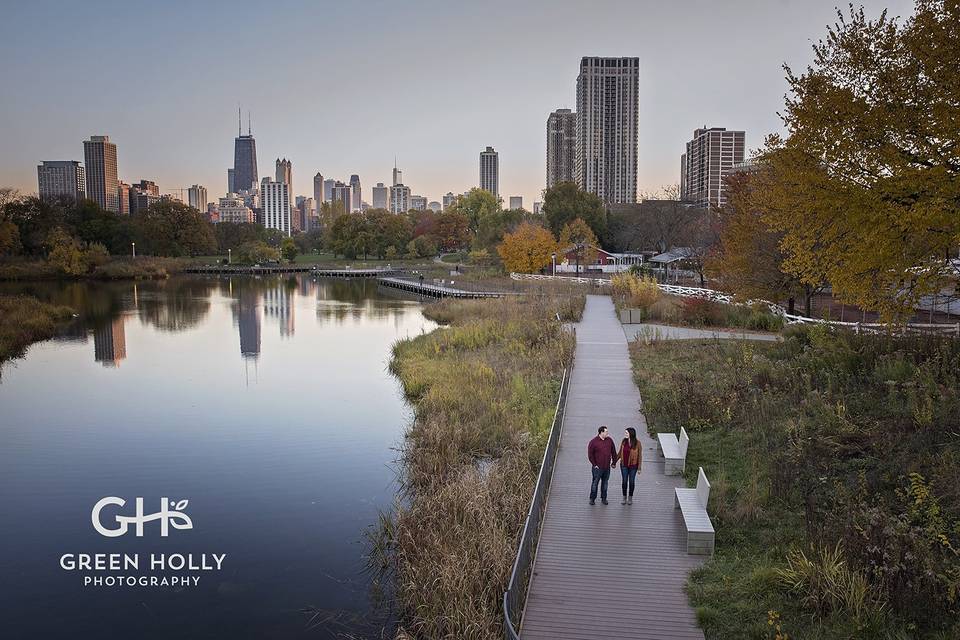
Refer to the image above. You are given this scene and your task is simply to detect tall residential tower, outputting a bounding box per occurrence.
[479,146,499,198]
[37,160,86,201]
[575,57,639,204]
[679,127,746,209]
[546,108,576,189]
[83,135,119,212]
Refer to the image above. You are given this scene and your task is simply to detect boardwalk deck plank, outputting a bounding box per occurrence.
[519,295,705,640]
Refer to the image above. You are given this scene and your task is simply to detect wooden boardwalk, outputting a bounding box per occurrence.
[376,276,504,299]
[521,295,705,640]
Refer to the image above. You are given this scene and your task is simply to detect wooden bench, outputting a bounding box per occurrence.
[656,426,689,475]
[675,467,714,555]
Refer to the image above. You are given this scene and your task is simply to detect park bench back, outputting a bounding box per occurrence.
[696,467,711,508]
[679,427,689,459]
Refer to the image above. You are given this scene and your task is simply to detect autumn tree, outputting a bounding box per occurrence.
[433,210,471,252]
[558,218,598,275]
[497,223,557,273]
[753,0,960,320]
[449,188,500,234]
[280,237,298,262]
[542,181,606,244]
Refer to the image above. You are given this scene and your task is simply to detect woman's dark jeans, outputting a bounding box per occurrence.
[621,465,638,496]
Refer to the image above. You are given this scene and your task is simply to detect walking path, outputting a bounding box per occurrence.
[623,322,780,342]
[520,295,705,640]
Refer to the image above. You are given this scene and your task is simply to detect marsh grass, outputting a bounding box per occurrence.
[374,294,581,639]
[630,326,960,639]
[0,294,73,364]
[0,256,188,280]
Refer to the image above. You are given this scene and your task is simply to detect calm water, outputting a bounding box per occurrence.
[0,275,435,639]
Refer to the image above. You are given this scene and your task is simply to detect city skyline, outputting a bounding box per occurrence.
[0,0,914,207]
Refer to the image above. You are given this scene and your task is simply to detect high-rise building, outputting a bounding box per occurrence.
[134,180,160,196]
[410,195,427,211]
[372,182,388,209]
[233,112,258,193]
[219,194,254,224]
[576,56,639,204]
[188,185,208,211]
[509,196,523,210]
[533,201,543,215]
[442,192,457,210]
[330,181,352,214]
[227,168,235,194]
[679,126,746,209]
[313,172,325,204]
[261,178,291,235]
[117,181,130,215]
[275,158,292,188]
[94,317,126,367]
[392,162,402,187]
[37,160,86,201]
[349,174,361,212]
[323,179,335,202]
[547,108,576,188]
[389,184,410,214]
[237,288,261,359]
[428,201,441,213]
[479,146,499,197]
[83,135,119,212]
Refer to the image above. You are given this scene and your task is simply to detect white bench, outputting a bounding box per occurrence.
[675,467,715,555]
[656,426,689,475]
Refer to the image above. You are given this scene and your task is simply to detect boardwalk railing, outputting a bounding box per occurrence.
[503,367,571,640]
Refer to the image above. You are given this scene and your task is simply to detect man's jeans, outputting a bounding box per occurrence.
[590,465,611,501]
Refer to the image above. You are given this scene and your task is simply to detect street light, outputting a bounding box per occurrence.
[551,252,556,277]
[228,248,232,264]
[131,242,136,258]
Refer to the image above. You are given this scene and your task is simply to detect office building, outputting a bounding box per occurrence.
[442,192,457,210]
[330,181,352,214]
[117,182,130,215]
[679,126,746,209]
[233,113,258,193]
[276,158,292,188]
[576,56,639,203]
[37,160,86,201]
[479,146,498,197]
[509,196,523,210]
[349,174,361,212]
[389,183,410,214]
[188,185,208,211]
[83,135,119,212]
[410,195,427,211]
[313,172,325,204]
[392,163,402,186]
[323,178,335,202]
[227,168,235,194]
[372,182,388,209]
[261,178,291,235]
[547,108,576,188]
[219,194,254,224]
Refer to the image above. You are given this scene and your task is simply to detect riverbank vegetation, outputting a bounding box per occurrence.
[630,327,960,639]
[377,294,582,639]
[0,294,73,364]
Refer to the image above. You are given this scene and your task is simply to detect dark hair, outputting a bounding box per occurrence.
[625,427,638,448]
[597,426,607,435]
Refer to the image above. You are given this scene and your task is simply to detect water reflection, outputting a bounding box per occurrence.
[0,274,434,639]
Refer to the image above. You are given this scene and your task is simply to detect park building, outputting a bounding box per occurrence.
[37,160,86,201]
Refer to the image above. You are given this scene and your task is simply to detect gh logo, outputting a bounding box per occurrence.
[92,497,193,537]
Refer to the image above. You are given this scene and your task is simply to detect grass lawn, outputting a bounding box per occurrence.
[630,327,960,639]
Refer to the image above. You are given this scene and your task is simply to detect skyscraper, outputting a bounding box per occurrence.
[188,185,208,211]
[480,146,499,198]
[372,182,388,209]
[261,177,290,235]
[547,108,576,188]
[680,126,746,209]
[442,192,457,210]
[349,174,361,212]
[392,162,402,187]
[227,168,235,194]
[410,195,427,211]
[576,56,639,204]
[313,172,325,204]
[330,181,352,214]
[83,135,119,212]
[275,158,292,189]
[389,184,410,214]
[37,160,86,201]
[233,112,258,194]
[117,181,130,215]
[94,317,127,367]
[323,179,335,202]
[509,196,523,210]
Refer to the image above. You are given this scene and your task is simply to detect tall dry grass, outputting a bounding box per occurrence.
[0,294,73,364]
[374,294,581,639]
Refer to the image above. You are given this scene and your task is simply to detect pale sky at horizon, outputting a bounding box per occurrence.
[0,0,914,208]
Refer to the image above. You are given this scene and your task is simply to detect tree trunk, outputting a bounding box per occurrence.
[788,297,795,315]
[804,284,813,317]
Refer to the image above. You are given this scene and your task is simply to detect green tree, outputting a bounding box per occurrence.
[133,200,216,257]
[449,188,500,234]
[280,237,298,262]
[558,218,599,275]
[406,235,437,259]
[753,0,960,320]
[214,222,267,253]
[476,208,531,250]
[433,210,471,252]
[542,181,606,244]
[235,241,280,264]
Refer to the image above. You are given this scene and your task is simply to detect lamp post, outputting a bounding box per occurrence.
[228,248,232,264]
[551,252,556,277]
[131,242,136,258]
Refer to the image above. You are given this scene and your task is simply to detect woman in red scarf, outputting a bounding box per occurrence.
[618,427,641,505]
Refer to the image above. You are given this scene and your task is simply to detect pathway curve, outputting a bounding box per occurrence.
[520,295,704,640]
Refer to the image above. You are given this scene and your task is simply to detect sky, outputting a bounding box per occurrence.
[0,0,915,209]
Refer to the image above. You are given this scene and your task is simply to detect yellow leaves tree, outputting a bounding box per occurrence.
[558,218,598,275]
[497,223,557,273]
[753,1,960,320]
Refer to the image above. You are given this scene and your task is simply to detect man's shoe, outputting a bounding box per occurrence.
[601,499,609,505]
[589,499,595,505]
[627,496,633,505]
[620,497,627,505]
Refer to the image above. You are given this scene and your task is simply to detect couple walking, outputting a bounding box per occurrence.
[587,426,641,505]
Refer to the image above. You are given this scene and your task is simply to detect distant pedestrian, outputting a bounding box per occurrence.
[418,273,424,287]
[618,427,641,505]
[587,426,617,505]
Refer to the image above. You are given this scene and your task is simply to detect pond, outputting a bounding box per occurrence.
[0,275,435,639]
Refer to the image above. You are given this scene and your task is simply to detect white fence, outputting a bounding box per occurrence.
[510,273,960,336]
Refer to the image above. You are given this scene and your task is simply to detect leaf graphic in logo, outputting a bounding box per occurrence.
[173,499,189,511]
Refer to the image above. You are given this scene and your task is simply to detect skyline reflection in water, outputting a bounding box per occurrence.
[0,275,435,639]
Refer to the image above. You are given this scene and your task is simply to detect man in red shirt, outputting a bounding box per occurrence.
[587,425,618,505]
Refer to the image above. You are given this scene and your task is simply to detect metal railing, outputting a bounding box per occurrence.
[502,367,571,640]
